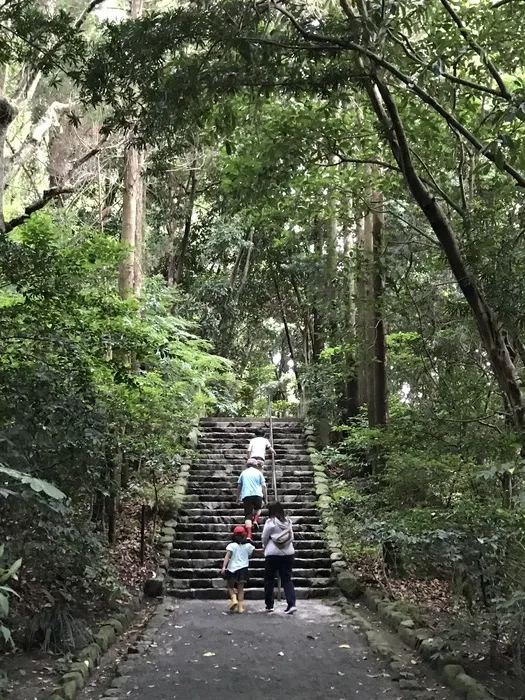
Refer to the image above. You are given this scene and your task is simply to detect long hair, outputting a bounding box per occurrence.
[268,501,286,522]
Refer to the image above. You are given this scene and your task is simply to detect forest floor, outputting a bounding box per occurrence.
[2,499,159,700]
[349,552,525,700]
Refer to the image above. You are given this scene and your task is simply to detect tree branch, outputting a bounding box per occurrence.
[439,0,512,99]
[4,187,75,233]
[269,1,525,188]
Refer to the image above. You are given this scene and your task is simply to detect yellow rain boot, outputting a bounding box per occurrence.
[229,590,238,611]
[237,601,245,614]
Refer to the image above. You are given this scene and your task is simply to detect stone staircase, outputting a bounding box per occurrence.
[167,417,333,600]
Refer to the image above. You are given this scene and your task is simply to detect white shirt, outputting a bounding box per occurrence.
[248,437,272,459]
[226,542,255,572]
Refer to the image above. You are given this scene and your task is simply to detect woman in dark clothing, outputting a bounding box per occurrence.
[261,502,296,614]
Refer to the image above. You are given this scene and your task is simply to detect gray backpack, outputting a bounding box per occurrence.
[270,519,293,548]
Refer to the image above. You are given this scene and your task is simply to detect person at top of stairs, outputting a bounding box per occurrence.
[237,459,267,540]
[247,427,275,467]
[221,525,256,614]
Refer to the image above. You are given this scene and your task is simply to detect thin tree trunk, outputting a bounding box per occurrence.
[133,150,145,296]
[0,98,16,233]
[119,147,139,299]
[174,160,197,285]
[371,191,388,427]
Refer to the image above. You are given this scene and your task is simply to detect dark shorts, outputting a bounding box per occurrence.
[243,495,263,520]
[225,567,249,583]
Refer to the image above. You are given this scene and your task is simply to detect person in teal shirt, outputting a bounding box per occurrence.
[237,459,267,539]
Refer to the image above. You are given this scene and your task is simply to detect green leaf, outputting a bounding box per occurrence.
[0,591,9,617]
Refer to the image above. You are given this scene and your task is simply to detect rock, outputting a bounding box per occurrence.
[69,661,90,679]
[95,625,117,652]
[60,680,77,700]
[103,618,124,634]
[164,519,178,528]
[399,679,423,691]
[400,619,415,629]
[448,671,483,695]
[336,570,362,599]
[77,643,101,665]
[398,625,418,648]
[365,630,394,660]
[61,671,84,690]
[144,576,164,597]
[362,588,383,611]
[389,661,403,680]
[110,676,128,689]
[315,483,329,496]
[441,664,463,684]
[161,527,176,536]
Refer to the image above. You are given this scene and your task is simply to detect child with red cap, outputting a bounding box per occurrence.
[221,525,255,613]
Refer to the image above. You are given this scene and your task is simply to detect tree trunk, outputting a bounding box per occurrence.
[0,98,17,233]
[133,150,145,296]
[119,147,139,299]
[371,191,388,427]
[174,161,197,285]
[369,75,525,437]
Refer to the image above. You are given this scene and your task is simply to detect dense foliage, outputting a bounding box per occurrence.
[4,0,525,688]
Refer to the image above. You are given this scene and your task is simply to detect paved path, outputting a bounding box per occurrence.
[99,600,453,700]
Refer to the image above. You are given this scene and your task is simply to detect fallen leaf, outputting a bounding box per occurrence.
[203,652,216,657]
[278,651,285,656]
[339,644,350,648]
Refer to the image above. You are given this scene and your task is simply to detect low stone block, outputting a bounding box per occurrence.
[385,609,411,632]
[144,576,164,597]
[95,625,117,652]
[77,643,101,665]
[68,661,90,680]
[60,680,77,700]
[161,527,176,537]
[336,570,362,599]
[164,519,178,528]
[398,625,418,648]
[448,672,481,695]
[441,664,463,685]
[366,630,394,660]
[362,588,383,611]
[61,671,84,690]
[104,618,124,635]
[330,551,344,562]
[419,637,441,666]
[315,483,329,496]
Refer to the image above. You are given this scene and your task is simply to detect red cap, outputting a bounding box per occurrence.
[233,525,246,535]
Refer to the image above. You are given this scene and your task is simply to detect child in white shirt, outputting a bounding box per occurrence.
[221,525,255,613]
[247,428,275,465]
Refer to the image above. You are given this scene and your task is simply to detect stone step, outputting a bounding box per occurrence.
[179,507,318,517]
[170,547,328,558]
[186,488,313,497]
[188,473,314,481]
[173,532,326,543]
[169,567,332,579]
[199,417,303,431]
[169,556,331,568]
[168,575,331,590]
[167,586,330,600]
[177,523,323,533]
[177,515,322,525]
[183,496,315,506]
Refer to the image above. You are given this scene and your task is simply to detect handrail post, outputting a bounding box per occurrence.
[267,394,281,601]
[268,395,277,500]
